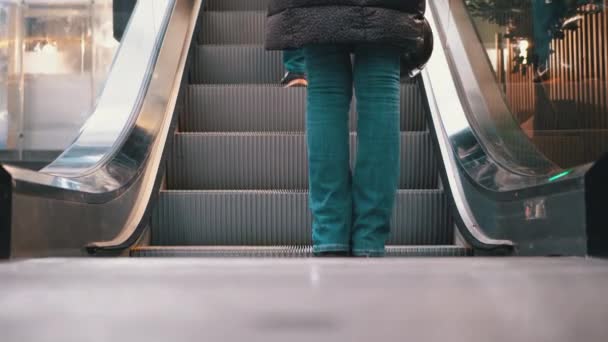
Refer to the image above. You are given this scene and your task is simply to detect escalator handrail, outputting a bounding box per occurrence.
[423,0,598,254]
[422,0,513,250]
[428,0,589,195]
[3,0,174,202]
[0,0,203,257]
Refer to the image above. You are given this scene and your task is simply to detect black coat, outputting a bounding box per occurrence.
[265,0,433,75]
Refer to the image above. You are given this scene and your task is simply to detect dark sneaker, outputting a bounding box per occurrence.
[280,72,308,88]
[313,251,349,257]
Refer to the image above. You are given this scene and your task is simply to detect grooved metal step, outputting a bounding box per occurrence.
[151,190,453,246]
[167,132,438,190]
[142,1,461,256]
[205,0,269,11]
[131,245,472,257]
[191,46,283,84]
[198,12,266,45]
[182,84,427,132]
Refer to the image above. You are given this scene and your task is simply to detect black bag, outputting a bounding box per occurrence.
[401,18,434,78]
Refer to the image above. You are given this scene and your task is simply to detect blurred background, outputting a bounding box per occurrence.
[0,0,121,167]
[465,0,607,169]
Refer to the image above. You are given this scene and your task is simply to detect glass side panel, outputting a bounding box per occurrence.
[464,0,608,169]
[0,0,127,165]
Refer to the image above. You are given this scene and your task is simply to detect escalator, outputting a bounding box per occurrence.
[3,1,608,339]
[130,0,467,257]
[1,0,607,259]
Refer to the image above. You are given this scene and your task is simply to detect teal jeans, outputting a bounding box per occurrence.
[304,45,401,256]
[532,0,567,67]
[284,49,306,74]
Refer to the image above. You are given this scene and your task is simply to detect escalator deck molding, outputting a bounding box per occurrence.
[130,245,473,257]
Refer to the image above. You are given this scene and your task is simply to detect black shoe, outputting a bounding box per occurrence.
[313,251,349,257]
[280,72,308,88]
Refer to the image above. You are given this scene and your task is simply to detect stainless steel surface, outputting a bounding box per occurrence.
[5,0,175,197]
[443,1,556,177]
[1,257,607,341]
[463,1,608,170]
[1,0,202,257]
[422,1,513,250]
[423,0,588,254]
[42,0,172,176]
[429,0,588,192]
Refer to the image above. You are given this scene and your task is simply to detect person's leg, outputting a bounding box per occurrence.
[282,49,308,87]
[351,44,401,257]
[533,1,551,63]
[303,45,353,255]
[283,49,306,74]
[532,0,566,81]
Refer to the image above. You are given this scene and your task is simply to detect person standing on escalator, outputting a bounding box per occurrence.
[265,1,433,256]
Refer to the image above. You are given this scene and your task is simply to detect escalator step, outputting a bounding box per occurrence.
[167,132,438,190]
[148,1,461,256]
[130,245,472,257]
[191,45,282,84]
[151,190,453,246]
[205,0,269,11]
[198,11,266,45]
[182,84,427,132]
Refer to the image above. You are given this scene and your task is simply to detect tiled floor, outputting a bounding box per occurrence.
[1,257,607,342]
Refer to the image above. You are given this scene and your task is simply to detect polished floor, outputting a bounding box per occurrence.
[1,257,607,342]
